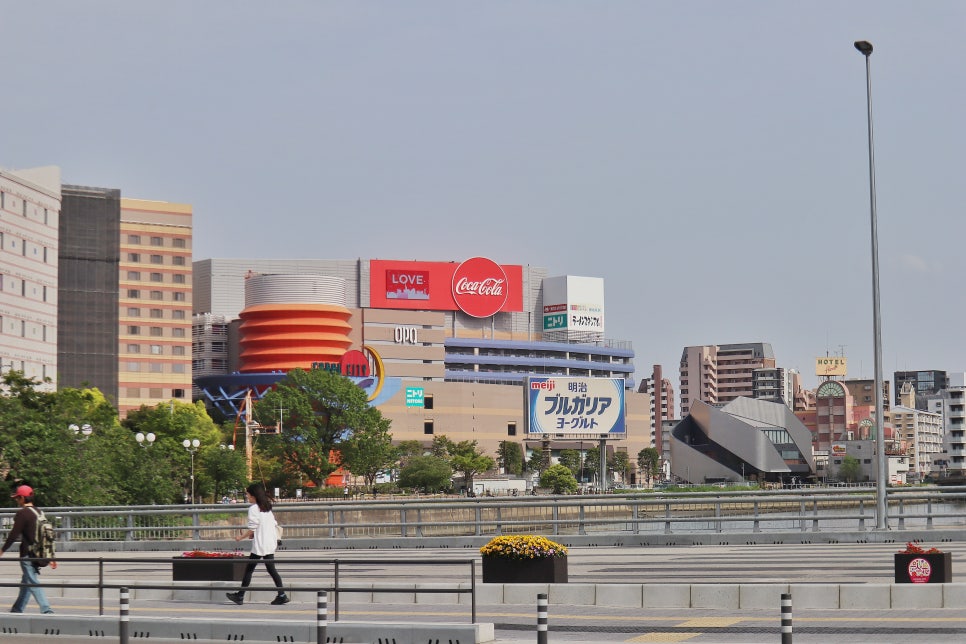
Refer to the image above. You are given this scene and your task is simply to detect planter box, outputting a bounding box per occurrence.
[482,556,568,583]
[894,552,952,584]
[172,557,248,582]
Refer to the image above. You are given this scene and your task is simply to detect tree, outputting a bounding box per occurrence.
[398,455,453,493]
[338,409,396,493]
[612,451,630,486]
[557,449,582,478]
[839,455,862,483]
[637,447,661,486]
[539,464,578,495]
[255,368,374,488]
[448,441,495,490]
[497,441,524,476]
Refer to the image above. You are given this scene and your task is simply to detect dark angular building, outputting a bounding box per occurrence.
[894,370,947,410]
[58,185,120,403]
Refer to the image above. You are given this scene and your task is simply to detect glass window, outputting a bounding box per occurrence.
[128,253,140,262]
[173,388,185,398]
[424,420,434,435]
[172,328,185,338]
[127,307,141,317]
[172,346,186,356]
[150,327,163,337]
[150,291,163,300]
[150,255,163,264]
[150,345,162,355]
[173,292,186,301]
[127,387,141,397]
[150,309,163,318]
[150,236,163,246]
[172,238,186,248]
[127,344,140,353]
[128,326,140,335]
[150,273,163,282]
[173,274,185,284]
[128,289,140,298]
[172,310,185,319]
[172,363,186,373]
[128,235,141,244]
[172,256,186,266]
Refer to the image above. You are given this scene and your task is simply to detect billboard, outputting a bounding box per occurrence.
[370,258,523,317]
[527,377,625,436]
[542,275,605,334]
[816,357,847,377]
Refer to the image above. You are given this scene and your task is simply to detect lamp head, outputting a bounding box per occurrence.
[854,40,873,56]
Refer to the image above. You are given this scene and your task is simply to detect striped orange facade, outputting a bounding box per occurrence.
[238,303,353,372]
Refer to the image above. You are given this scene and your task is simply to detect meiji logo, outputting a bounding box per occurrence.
[451,257,509,318]
[530,380,555,391]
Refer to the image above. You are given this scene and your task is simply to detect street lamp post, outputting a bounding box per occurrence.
[855,39,888,530]
[183,439,200,504]
[135,432,156,448]
[70,423,93,441]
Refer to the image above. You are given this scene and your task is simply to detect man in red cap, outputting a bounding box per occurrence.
[0,484,57,614]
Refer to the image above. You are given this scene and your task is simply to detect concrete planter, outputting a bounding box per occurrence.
[482,556,568,583]
[172,557,248,581]
[894,552,952,584]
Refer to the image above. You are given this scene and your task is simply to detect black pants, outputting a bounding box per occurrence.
[240,553,284,595]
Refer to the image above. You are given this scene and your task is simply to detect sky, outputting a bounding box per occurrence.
[4,1,965,394]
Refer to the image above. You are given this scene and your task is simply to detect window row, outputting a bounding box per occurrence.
[126,343,187,356]
[126,234,188,248]
[0,316,52,341]
[125,325,188,337]
[125,253,188,266]
[0,274,52,303]
[0,233,54,264]
[125,308,187,320]
[126,289,188,301]
[0,191,56,226]
[123,361,188,373]
[125,270,187,282]
[126,387,187,399]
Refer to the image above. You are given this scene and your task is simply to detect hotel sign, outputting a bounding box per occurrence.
[816,357,847,377]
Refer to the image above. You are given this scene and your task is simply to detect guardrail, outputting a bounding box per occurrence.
[0,555,478,622]
[2,486,965,545]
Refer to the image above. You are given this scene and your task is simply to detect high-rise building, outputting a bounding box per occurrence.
[842,378,891,413]
[927,373,966,477]
[58,185,120,400]
[679,342,775,416]
[892,382,943,479]
[59,188,192,414]
[639,364,674,463]
[117,199,193,414]
[0,166,61,389]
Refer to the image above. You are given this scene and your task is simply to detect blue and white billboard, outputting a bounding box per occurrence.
[527,377,626,436]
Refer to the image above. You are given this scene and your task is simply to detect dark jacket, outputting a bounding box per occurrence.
[1,506,40,557]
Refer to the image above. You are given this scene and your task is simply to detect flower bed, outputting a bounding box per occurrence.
[480,535,568,583]
[895,543,951,584]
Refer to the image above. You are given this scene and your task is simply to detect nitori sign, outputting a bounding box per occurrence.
[451,256,508,318]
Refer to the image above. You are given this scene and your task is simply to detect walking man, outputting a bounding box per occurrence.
[0,485,57,614]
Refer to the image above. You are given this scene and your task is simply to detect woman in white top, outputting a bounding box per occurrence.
[226,483,288,605]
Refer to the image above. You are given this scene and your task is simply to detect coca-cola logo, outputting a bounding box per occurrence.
[451,257,509,318]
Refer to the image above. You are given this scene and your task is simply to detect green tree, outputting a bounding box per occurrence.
[497,441,524,476]
[254,368,374,488]
[339,409,396,492]
[557,449,582,478]
[200,443,248,502]
[612,451,630,486]
[398,455,453,493]
[583,447,601,481]
[838,454,862,483]
[539,464,579,494]
[637,447,661,486]
[448,440,495,490]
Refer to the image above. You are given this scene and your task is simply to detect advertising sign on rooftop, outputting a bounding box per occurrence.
[542,275,605,335]
[816,357,847,377]
[527,377,625,436]
[370,258,523,317]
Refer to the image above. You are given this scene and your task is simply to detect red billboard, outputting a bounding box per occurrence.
[370,258,523,316]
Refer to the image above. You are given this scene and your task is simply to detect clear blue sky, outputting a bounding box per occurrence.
[4,1,964,393]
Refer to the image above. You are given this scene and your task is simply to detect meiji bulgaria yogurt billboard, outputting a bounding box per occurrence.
[527,377,626,436]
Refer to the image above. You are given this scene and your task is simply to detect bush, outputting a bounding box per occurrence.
[539,464,578,494]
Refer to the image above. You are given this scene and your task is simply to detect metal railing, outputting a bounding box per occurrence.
[0,555,478,622]
[3,486,965,545]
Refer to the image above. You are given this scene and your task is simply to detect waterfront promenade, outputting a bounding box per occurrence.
[3,542,966,642]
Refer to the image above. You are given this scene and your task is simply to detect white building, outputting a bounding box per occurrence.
[926,372,966,477]
[892,382,943,480]
[0,166,61,389]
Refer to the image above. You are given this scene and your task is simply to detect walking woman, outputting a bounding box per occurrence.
[226,483,289,605]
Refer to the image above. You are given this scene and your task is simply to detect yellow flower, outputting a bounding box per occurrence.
[480,535,567,559]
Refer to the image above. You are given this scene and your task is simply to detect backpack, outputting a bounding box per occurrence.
[26,507,55,567]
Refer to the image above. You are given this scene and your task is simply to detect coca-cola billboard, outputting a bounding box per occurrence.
[452,257,508,318]
[370,258,522,316]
